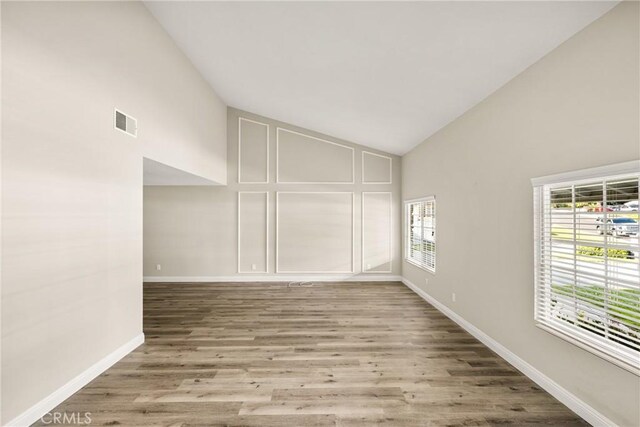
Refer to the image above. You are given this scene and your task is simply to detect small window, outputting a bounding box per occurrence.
[532,161,640,374]
[405,197,436,272]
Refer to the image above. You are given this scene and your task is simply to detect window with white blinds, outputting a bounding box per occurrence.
[405,197,436,272]
[532,162,640,374]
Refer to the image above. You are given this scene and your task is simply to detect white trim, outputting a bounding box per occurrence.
[6,333,144,427]
[362,192,393,273]
[237,191,269,274]
[531,160,640,187]
[401,277,616,427]
[238,117,270,184]
[362,151,393,184]
[405,257,437,274]
[404,196,436,273]
[276,127,355,184]
[276,191,355,274]
[404,195,436,204]
[144,275,402,283]
[536,322,640,377]
[531,168,640,375]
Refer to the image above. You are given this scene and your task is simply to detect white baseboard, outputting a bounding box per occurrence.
[401,278,616,427]
[5,333,144,427]
[143,275,403,283]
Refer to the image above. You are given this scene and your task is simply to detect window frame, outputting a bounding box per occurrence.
[404,196,436,273]
[532,160,640,376]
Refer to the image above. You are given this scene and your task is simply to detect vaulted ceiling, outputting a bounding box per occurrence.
[145,1,617,155]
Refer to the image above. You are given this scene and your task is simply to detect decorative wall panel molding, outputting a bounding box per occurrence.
[276,192,354,273]
[238,117,269,183]
[362,151,392,184]
[362,192,392,273]
[277,128,354,184]
[238,191,269,273]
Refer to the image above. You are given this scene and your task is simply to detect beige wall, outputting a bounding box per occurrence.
[1,1,226,423]
[401,3,639,426]
[4,0,636,424]
[143,108,401,279]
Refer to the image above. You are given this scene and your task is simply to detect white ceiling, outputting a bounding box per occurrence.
[145,1,616,155]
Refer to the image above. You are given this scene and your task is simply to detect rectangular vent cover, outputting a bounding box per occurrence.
[114,109,137,137]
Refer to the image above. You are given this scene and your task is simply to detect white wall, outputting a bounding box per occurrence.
[1,2,226,423]
[401,3,639,426]
[143,108,401,280]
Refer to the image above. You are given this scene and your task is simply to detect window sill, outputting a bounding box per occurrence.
[536,322,640,376]
[405,258,436,274]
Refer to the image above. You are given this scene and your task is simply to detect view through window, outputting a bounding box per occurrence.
[534,170,639,372]
[406,197,436,272]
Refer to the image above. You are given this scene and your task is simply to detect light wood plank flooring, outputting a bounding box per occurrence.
[36,282,587,426]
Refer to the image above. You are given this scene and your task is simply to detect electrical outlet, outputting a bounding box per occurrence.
[366,263,371,270]
[452,292,456,302]
[156,264,161,271]
[425,278,429,285]
[251,264,257,271]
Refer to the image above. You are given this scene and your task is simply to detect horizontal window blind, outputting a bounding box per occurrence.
[534,171,640,373]
[406,197,436,272]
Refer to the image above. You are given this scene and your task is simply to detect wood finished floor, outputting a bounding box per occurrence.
[36,282,587,426]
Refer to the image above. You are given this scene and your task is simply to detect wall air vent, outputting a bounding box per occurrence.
[114,108,137,137]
